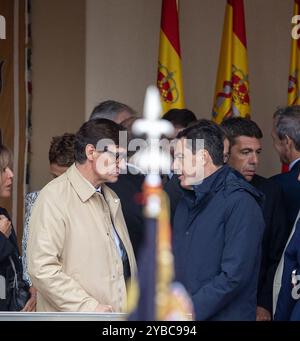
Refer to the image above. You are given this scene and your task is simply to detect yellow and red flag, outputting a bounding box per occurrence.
[157,0,185,113]
[288,0,300,106]
[281,0,300,172]
[212,0,250,124]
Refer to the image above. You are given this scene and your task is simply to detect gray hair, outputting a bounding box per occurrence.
[273,105,300,151]
[89,100,135,121]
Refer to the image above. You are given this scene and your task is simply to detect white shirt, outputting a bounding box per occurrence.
[95,187,123,259]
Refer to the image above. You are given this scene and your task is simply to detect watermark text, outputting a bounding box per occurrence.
[0,15,6,40]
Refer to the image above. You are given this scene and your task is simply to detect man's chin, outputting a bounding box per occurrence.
[106,174,119,183]
[244,174,254,182]
[179,176,190,187]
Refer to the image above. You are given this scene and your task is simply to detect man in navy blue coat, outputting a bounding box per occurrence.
[270,106,300,233]
[221,117,288,320]
[172,120,265,321]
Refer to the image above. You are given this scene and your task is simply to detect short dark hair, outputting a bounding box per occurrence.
[162,109,197,128]
[48,133,76,167]
[177,119,224,166]
[220,117,263,146]
[74,118,125,164]
[273,105,300,151]
[89,100,136,121]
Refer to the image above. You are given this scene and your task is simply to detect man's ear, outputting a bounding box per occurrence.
[85,144,95,161]
[285,135,295,150]
[202,149,210,165]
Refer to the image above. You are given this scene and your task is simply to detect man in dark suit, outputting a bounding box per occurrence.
[221,117,288,321]
[270,106,300,233]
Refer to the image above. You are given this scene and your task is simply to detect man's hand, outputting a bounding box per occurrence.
[256,306,271,321]
[0,215,12,238]
[94,304,113,313]
[22,286,37,312]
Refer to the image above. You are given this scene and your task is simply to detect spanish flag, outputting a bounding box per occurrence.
[212,0,250,124]
[283,0,300,172]
[157,0,185,113]
[288,0,300,105]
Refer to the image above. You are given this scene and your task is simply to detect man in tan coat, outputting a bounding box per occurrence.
[27,119,137,312]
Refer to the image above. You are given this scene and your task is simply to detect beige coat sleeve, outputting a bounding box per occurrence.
[27,191,99,312]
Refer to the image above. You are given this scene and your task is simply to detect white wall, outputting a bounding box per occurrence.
[30,0,86,191]
[85,0,161,118]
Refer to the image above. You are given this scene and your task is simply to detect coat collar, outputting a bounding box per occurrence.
[66,164,100,203]
[290,158,300,171]
[66,164,121,217]
[192,165,227,203]
[181,166,226,208]
[101,185,121,220]
[184,165,264,208]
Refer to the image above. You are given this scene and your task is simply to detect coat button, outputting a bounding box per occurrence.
[186,231,189,235]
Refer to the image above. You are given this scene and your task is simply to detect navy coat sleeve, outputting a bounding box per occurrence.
[0,231,15,262]
[0,208,15,262]
[191,193,265,320]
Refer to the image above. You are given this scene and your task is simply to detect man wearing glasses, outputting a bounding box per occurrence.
[27,118,136,313]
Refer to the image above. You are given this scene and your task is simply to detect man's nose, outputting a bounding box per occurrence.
[172,159,182,174]
[171,160,175,172]
[118,158,127,171]
[249,153,259,165]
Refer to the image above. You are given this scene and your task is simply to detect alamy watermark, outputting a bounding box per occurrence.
[0,15,6,40]
[94,131,205,180]
[292,15,300,40]
[292,274,300,300]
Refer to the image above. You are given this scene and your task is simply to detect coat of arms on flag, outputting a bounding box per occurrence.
[212,0,250,124]
[157,0,185,114]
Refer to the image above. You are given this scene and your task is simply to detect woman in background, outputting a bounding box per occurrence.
[0,144,34,311]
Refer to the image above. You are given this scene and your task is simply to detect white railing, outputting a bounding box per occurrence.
[0,312,127,321]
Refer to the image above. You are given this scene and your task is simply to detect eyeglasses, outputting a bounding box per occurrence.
[102,146,127,162]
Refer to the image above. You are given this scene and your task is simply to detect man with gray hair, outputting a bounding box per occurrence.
[89,100,136,124]
[271,105,300,233]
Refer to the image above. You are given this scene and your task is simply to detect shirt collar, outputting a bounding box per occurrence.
[289,157,300,171]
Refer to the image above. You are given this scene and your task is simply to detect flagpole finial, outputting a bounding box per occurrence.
[131,85,174,175]
[143,85,162,121]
